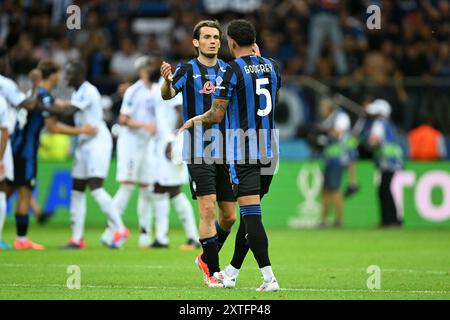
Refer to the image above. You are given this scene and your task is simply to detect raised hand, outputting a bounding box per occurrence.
[160,61,173,82]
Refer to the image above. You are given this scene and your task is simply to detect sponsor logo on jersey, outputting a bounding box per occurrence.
[199,81,216,94]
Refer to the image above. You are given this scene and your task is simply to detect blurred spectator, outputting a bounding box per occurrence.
[408,118,447,160]
[84,30,111,82]
[342,51,406,125]
[432,43,450,77]
[305,0,348,76]
[0,0,448,133]
[8,33,39,76]
[400,40,431,131]
[110,38,141,82]
[108,16,132,50]
[51,35,81,68]
[74,10,111,49]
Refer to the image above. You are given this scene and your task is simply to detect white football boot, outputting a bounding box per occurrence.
[256,277,280,292]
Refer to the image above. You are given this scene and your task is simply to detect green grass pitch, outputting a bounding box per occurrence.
[0,223,449,300]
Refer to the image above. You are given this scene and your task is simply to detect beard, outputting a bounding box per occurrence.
[199,50,217,59]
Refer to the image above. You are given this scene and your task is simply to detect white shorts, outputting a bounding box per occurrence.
[155,133,188,187]
[72,126,112,180]
[1,140,14,182]
[116,133,156,184]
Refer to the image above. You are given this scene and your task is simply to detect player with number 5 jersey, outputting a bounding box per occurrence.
[181,19,281,292]
[216,41,281,164]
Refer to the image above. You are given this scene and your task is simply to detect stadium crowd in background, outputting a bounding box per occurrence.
[0,0,449,136]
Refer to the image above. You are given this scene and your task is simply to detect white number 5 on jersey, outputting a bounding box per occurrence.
[256,78,272,117]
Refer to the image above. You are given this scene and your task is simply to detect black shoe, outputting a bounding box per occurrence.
[318,221,330,228]
[380,222,402,229]
[37,212,54,225]
[344,184,360,198]
[150,241,169,249]
[333,221,343,228]
[180,239,200,250]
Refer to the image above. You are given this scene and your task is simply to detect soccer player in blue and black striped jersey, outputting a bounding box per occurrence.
[160,20,237,288]
[181,20,281,291]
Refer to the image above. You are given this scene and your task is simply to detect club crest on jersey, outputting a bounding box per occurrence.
[199,81,216,94]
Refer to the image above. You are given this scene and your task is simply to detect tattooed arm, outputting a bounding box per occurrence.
[180,99,229,131]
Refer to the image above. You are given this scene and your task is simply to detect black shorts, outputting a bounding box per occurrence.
[187,164,235,201]
[12,156,37,189]
[229,161,276,199]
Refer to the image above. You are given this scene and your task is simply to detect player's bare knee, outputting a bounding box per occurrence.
[197,197,216,222]
[218,201,237,221]
[199,201,215,217]
[219,209,237,229]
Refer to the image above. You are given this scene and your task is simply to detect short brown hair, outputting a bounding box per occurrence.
[192,20,222,40]
[37,59,60,79]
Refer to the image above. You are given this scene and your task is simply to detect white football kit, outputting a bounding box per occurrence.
[116,80,157,184]
[0,75,26,183]
[0,73,26,148]
[0,74,27,109]
[153,79,188,187]
[0,96,14,181]
[71,81,113,179]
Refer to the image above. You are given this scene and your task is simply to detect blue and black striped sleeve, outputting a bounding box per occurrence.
[214,64,237,101]
[172,63,188,94]
[269,58,282,91]
[41,92,55,118]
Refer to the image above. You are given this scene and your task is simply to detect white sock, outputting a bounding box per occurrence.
[91,188,125,232]
[70,190,86,242]
[0,191,6,240]
[138,187,154,237]
[261,266,275,282]
[113,184,134,216]
[154,192,170,245]
[172,192,198,241]
[225,264,240,278]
